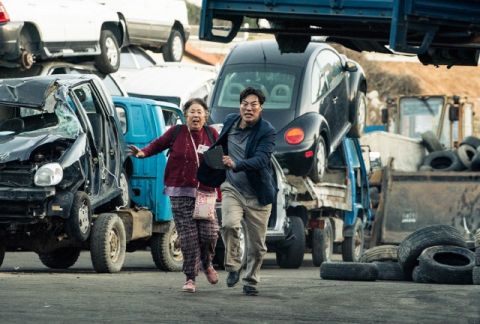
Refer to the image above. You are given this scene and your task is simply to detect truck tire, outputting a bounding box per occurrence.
[94,29,120,74]
[473,266,480,285]
[457,144,476,169]
[150,221,183,272]
[66,191,92,242]
[360,245,398,262]
[39,247,81,269]
[421,131,443,153]
[312,219,333,267]
[320,261,378,281]
[308,137,327,183]
[276,216,305,269]
[0,244,5,268]
[460,136,480,150]
[412,265,434,283]
[373,261,406,281]
[90,213,126,273]
[162,28,184,62]
[418,245,475,284]
[342,217,364,262]
[422,150,464,171]
[398,225,467,279]
[347,91,366,138]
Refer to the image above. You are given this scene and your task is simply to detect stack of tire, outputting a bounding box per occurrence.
[320,225,476,284]
[420,132,480,171]
[474,229,480,284]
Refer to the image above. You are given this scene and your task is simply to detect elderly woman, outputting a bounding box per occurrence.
[128,98,219,293]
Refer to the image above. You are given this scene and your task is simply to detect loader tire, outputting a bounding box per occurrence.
[418,245,475,284]
[360,245,398,262]
[320,261,378,281]
[421,131,443,153]
[398,225,467,279]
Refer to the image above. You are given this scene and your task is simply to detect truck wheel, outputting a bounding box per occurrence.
[308,137,327,183]
[276,216,305,269]
[347,91,366,138]
[162,28,184,62]
[150,221,183,272]
[0,244,5,268]
[90,213,126,273]
[360,245,398,262]
[342,217,364,262]
[418,245,475,284]
[311,219,333,267]
[398,224,466,280]
[66,192,92,242]
[39,247,81,269]
[110,172,130,209]
[95,29,120,74]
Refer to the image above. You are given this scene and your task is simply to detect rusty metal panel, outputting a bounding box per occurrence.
[116,208,153,241]
[380,171,480,244]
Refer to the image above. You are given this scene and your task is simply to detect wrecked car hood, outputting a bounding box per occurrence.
[0,132,64,163]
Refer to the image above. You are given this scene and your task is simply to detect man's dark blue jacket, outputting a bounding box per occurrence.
[197,113,277,206]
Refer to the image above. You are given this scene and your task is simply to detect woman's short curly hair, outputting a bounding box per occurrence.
[183,98,209,115]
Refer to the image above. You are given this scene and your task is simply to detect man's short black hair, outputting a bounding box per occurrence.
[239,87,265,105]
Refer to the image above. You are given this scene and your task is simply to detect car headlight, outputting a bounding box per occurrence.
[34,163,64,186]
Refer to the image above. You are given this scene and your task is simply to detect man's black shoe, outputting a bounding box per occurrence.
[226,270,240,287]
[243,285,258,296]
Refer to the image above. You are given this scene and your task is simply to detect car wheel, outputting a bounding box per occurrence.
[162,28,184,62]
[309,137,327,183]
[110,172,130,209]
[90,213,127,273]
[95,29,120,74]
[348,91,366,138]
[342,217,364,262]
[19,29,36,70]
[276,216,306,268]
[39,247,81,269]
[150,221,183,272]
[0,244,5,268]
[66,192,92,242]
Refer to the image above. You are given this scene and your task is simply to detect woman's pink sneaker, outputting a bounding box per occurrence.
[182,279,196,293]
[204,266,219,285]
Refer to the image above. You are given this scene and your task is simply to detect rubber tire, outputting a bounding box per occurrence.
[320,261,378,281]
[342,217,364,262]
[473,266,480,285]
[347,91,366,138]
[95,29,120,74]
[19,29,37,69]
[276,216,306,269]
[66,191,92,242]
[373,261,407,281]
[421,131,444,153]
[90,213,126,273]
[412,265,434,283]
[0,244,5,268]
[308,137,327,183]
[470,150,480,171]
[360,245,398,263]
[398,225,467,280]
[460,136,480,150]
[312,219,333,267]
[418,245,475,284]
[110,172,131,209]
[162,28,184,62]
[39,247,81,269]
[422,150,464,171]
[456,144,476,169]
[475,229,480,249]
[150,221,183,272]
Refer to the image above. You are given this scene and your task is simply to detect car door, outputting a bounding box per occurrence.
[148,0,174,41]
[59,0,97,42]
[101,0,149,42]
[316,49,349,146]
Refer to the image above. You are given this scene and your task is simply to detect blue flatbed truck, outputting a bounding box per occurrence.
[199,0,480,66]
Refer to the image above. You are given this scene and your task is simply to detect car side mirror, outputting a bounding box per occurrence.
[449,104,459,122]
[381,108,389,124]
[344,61,358,72]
